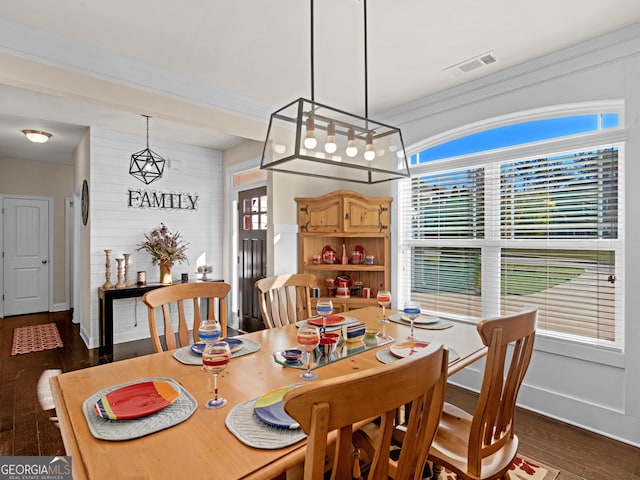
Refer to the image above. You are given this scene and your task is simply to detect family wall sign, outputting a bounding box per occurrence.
[127,188,199,211]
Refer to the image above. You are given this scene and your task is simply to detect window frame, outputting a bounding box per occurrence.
[395,102,626,360]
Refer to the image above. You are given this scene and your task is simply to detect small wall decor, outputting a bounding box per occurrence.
[127,188,199,211]
[81,179,89,225]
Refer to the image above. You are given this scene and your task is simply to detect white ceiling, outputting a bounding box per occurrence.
[1,0,640,164]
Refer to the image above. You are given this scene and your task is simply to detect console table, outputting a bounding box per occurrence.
[98,280,222,362]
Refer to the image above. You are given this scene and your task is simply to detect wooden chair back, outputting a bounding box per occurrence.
[255,273,316,328]
[143,282,231,352]
[284,343,448,480]
[429,307,537,479]
[468,306,537,475]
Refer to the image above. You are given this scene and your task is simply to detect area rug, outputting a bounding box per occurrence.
[439,454,559,480]
[10,323,63,356]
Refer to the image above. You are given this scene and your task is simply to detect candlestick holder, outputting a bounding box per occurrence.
[103,249,114,288]
[123,253,133,287]
[115,258,125,288]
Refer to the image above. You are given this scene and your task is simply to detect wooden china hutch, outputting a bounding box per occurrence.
[296,190,392,312]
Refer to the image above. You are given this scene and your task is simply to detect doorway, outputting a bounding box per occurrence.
[237,186,267,332]
[2,196,52,316]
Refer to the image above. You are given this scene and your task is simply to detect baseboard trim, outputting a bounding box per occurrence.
[53,303,68,312]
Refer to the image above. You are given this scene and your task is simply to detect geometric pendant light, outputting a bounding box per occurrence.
[129,114,166,185]
[261,0,410,184]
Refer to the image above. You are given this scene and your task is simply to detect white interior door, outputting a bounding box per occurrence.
[3,197,50,316]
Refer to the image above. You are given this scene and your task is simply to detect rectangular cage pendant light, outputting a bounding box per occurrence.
[261,97,410,184]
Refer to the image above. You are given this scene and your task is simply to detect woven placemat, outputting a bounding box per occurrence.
[82,377,197,441]
[225,398,306,449]
[387,314,453,330]
[173,338,261,365]
[376,347,460,364]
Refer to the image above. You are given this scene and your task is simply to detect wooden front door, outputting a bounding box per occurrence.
[238,186,267,332]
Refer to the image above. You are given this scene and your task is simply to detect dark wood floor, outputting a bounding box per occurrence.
[1,311,639,478]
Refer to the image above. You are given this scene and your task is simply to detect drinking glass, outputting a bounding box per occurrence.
[403,301,421,340]
[198,317,222,344]
[315,299,333,335]
[202,341,231,409]
[376,290,392,338]
[297,326,320,380]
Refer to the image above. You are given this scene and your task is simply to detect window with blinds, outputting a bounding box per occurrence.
[399,111,623,348]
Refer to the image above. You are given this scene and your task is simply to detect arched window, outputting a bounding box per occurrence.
[398,103,623,348]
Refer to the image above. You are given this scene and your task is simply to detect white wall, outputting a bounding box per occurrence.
[83,128,223,347]
[381,23,640,446]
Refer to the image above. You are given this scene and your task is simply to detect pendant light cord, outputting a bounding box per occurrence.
[142,114,151,149]
[310,0,367,116]
[364,0,368,119]
[310,0,315,103]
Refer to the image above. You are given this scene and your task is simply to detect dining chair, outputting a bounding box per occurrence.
[142,282,231,352]
[283,342,448,480]
[255,273,316,328]
[428,306,537,480]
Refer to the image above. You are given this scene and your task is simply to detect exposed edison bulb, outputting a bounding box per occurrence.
[364,133,376,161]
[345,129,358,157]
[303,117,317,149]
[324,123,337,153]
[273,143,287,154]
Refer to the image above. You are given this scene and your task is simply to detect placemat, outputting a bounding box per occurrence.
[387,314,453,330]
[173,338,261,365]
[295,316,357,331]
[225,398,306,449]
[376,347,460,365]
[82,377,197,441]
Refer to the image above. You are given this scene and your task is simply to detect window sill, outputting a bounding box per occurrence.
[532,334,624,368]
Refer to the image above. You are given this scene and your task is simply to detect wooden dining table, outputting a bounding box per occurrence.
[51,306,487,480]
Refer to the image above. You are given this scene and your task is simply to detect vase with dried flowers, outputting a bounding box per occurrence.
[137,223,189,284]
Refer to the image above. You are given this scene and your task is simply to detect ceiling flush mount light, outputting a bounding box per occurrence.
[129,114,166,185]
[260,0,410,184]
[22,130,52,143]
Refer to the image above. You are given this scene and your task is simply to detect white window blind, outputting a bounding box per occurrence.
[399,146,621,346]
[500,149,618,239]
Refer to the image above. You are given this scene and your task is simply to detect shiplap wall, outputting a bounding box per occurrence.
[85,127,223,347]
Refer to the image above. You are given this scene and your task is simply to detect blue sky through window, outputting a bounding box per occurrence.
[412,113,619,165]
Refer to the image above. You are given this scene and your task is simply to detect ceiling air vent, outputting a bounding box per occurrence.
[443,51,498,78]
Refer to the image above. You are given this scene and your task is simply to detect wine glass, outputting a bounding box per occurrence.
[403,301,421,340]
[297,326,320,380]
[315,299,333,336]
[202,341,231,409]
[376,290,392,338]
[198,317,222,344]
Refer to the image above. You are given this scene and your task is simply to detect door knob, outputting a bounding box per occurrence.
[42,260,48,264]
